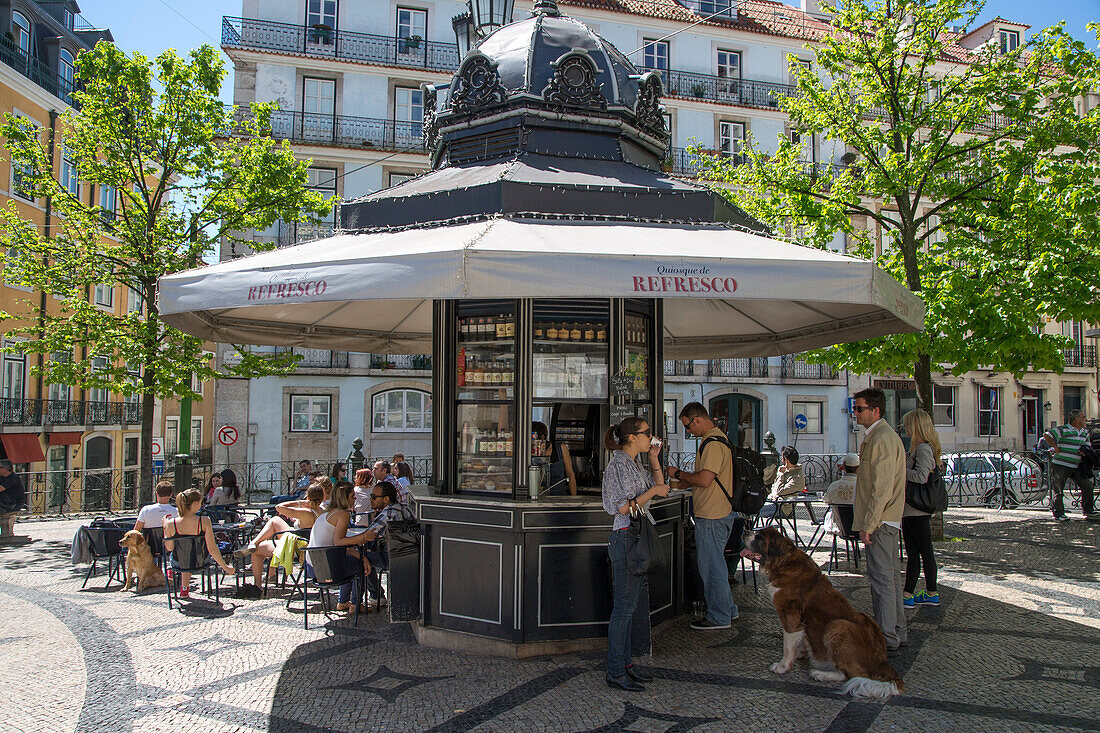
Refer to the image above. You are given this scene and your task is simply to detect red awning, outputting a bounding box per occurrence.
[48,432,83,446]
[1,434,46,464]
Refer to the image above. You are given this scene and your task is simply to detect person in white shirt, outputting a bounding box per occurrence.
[822,453,859,536]
[134,481,178,531]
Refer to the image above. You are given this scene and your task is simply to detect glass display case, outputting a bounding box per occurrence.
[532,315,608,401]
[624,312,650,403]
[455,304,516,494]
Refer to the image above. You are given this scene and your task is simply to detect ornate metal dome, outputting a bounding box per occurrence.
[424,0,669,167]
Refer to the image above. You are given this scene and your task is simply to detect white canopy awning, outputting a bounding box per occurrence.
[159,218,924,358]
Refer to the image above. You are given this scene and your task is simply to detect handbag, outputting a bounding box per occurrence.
[905,467,948,514]
[625,500,667,576]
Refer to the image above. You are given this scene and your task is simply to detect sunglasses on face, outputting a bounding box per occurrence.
[370,494,384,499]
[852,406,871,413]
[632,429,652,437]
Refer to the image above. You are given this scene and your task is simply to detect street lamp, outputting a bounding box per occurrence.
[469,0,515,37]
[452,11,474,58]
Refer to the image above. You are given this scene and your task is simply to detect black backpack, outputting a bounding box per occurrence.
[698,435,766,516]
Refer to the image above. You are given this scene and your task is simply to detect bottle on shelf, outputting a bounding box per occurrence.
[547,322,558,340]
[534,322,544,339]
[597,322,607,342]
[570,323,582,341]
[583,323,595,342]
[495,315,507,339]
[505,316,515,338]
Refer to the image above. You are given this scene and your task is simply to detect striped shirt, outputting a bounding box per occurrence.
[1049,425,1089,469]
[602,450,654,531]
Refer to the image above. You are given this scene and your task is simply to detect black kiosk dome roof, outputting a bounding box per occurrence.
[340,0,763,233]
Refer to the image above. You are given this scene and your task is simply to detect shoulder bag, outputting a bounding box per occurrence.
[625,500,667,576]
[905,466,948,514]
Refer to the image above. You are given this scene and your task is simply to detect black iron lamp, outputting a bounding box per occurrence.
[452,11,474,58]
[470,0,515,36]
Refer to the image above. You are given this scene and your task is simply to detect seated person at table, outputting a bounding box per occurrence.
[134,481,178,531]
[237,483,325,590]
[372,460,411,505]
[759,446,805,519]
[532,422,577,496]
[307,483,376,613]
[202,472,222,504]
[0,460,25,512]
[352,468,373,517]
[207,469,241,506]
[394,460,414,488]
[823,453,859,536]
[163,489,235,597]
[358,481,414,603]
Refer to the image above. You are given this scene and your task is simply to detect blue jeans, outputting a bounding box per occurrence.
[695,511,737,625]
[607,529,645,677]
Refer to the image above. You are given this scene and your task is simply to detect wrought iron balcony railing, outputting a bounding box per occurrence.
[234,107,426,152]
[0,35,65,101]
[276,220,335,248]
[649,68,798,111]
[1064,345,1098,368]
[222,16,459,73]
[708,358,770,378]
[663,360,695,377]
[781,354,839,380]
[274,347,350,368]
[370,354,433,371]
[0,398,142,427]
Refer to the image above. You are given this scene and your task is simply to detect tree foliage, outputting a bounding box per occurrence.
[0,43,331,495]
[698,0,1100,410]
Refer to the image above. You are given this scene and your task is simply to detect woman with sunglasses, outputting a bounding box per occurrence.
[601,416,669,691]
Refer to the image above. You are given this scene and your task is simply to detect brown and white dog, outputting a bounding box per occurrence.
[120,530,166,592]
[742,527,904,700]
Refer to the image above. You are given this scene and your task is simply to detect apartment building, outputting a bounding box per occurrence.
[218,0,1096,462]
[0,0,215,511]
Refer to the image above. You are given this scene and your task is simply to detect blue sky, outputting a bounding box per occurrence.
[79,0,1099,101]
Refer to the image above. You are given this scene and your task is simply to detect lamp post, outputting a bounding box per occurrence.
[470,0,515,36]
[452,11,474,59]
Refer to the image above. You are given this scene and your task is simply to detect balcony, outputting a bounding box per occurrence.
[0,35,65,101]
[652,68,798,111]
[235,107,426,152]
[709,358,769,378]
[781,354,838,380]
[664,147,746,177]
[664,360,695,377]
[1064,345,1098,368]
[0,398,142,427]
[222,16,459,73]
[276,220,335,248]
[274,347,350,369]
[370,354,432,371]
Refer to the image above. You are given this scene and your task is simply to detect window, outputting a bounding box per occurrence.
[64,8,74,30]
[191,418,202,450]
[1061,320,1082,345]
[59,49,75,103]
[292,167,338,243]
[372,389,432,431]
[932,385,955,427]
[89,356,109,405]
[719,121,744,157]
[303,77,335,116]
[1063,386,1084,417]
[791,401,823,434]
[394,86,423,123]
[642,39,668,71]
[124,436,139,466]
[1,353,26,400]
[291,395,331,432]
[306,0,337,30]
[977,385,1000,437]
[12,11,31,57]
[48,381,70,402]
[663,398,677,437]
[388,172,416,187]
[999,29,1019,55]
[93,283,114,308]
[662,112,672,135]
[165,417,179,456]
[790,58,811,82]
[99,185,116,222]
[397,7,427,42]
[60,146,79,196]
[717,50,740,95]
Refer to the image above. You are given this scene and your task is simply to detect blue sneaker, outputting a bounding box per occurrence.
[914,591,940,606]
[903,595,916,609]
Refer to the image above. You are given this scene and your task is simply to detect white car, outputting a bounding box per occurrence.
[942,452,1043,508]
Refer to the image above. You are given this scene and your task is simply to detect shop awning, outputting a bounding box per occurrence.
[158,217,924,359]
[48,432,83,446]
[1,433,46,463]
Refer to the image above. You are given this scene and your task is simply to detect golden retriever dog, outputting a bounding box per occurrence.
[120,530,166,592]
[742,527,904,700]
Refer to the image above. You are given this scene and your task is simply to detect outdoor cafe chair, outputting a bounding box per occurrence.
[165,534,224,609]
[827,504,861,574]
[299,545,365,630]
[80,524,128,589]
[263,527,311,600]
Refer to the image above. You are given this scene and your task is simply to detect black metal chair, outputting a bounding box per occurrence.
[81,525,127,588]
[165,534,223,608]
[300,545,364,630]
[827,504,861,574]
[200,504,240,523]
[263,527,311,599]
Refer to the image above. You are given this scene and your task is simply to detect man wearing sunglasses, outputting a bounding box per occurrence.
[668,402,738,631]
[851,387,907,656]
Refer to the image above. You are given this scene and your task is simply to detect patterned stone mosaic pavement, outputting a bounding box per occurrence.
[0,508,1097,732]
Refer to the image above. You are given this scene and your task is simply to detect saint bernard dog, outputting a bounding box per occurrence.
[742,527,904,700]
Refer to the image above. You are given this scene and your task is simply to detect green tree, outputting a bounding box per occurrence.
[699,0,1100,411]
[0,43,330,500]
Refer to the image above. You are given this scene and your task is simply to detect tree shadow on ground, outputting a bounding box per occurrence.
[940,515,1100,584]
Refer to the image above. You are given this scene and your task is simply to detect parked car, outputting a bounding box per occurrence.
[942,452,1043,508]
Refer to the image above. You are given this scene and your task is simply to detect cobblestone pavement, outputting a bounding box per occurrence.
[0,508,1097,732]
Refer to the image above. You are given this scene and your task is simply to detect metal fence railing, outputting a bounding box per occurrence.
[0,398,143,427]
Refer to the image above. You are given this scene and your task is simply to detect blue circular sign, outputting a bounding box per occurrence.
[793,413,808,430]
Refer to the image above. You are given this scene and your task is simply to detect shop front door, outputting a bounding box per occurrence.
[1021,387,1041,451]
[709,394,761,452]
[83,436,111,511]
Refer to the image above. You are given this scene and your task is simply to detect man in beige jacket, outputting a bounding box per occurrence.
[851,387,907,655]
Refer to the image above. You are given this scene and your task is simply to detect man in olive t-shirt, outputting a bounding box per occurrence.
[667,403,737,630]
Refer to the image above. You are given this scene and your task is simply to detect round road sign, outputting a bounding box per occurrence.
[217,425,239,446]
[793,413,808,431]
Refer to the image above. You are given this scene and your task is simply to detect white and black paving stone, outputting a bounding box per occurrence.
[0,508,1097,732]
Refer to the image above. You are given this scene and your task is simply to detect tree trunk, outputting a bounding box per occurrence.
[139,363,156,505]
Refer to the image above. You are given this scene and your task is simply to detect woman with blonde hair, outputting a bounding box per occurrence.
[307,482,374,612]
[901,408,942,608]
[163,488,235,598]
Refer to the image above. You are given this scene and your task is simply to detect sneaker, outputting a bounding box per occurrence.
[233,545,255,559]
[179,588,190,599]
[1054,515,1070,522]
[903,595,916,609]
[690,618,731,631]
[914,591,940,606]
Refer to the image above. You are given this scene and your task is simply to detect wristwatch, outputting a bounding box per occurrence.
[671,467,680,480]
